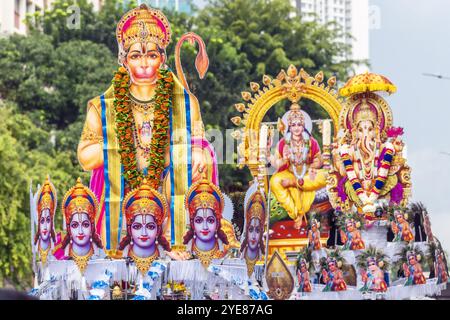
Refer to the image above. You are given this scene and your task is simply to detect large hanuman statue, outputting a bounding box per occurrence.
[77,4,219,257]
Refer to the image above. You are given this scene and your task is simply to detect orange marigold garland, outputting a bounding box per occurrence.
[112,67,174,189]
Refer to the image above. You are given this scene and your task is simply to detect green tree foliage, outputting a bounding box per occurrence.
[0,0,360,287]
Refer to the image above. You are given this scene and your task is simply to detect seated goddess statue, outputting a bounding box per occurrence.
[269,103,328,229]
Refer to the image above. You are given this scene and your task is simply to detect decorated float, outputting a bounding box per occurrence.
[28,4,448,300]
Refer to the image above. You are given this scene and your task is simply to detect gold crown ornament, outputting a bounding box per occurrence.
[245,191,266,222]
[185,179,224,220]
[286,103,305,126]
[352,99,379,127]
[37,176,57,220]
[116,4,172,55]
[62,178,99,225]
[122,178,168,226]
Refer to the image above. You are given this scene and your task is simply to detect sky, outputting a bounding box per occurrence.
[369,0,450,253]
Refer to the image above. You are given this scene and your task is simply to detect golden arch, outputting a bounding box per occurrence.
[231,65,344,180]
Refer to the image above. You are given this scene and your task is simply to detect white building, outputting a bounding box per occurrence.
[292,0,370,73]
[0,0,103,35]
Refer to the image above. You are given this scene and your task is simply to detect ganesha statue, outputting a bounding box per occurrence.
[77,4,223,257]
[328,73,412,216]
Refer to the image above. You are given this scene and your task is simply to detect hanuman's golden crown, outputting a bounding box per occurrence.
[62,178,98,224]
[185,179,224,219]
[37,176,57,218]
[246,191,266,222]
[122,179,168,226]
[116,4,172,52]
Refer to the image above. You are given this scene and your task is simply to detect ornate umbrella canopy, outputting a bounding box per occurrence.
[339,72,397,97]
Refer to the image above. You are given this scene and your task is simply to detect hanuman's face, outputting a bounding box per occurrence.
[248,218,262,251]
[69,213,92,247]
[131,214,158,249]
[39,209,51,242]
[125,42,165,85]
[193,208,217,242]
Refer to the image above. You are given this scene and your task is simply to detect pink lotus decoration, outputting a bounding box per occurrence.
[387,127,404,139]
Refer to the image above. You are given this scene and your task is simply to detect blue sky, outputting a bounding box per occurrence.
[370,0,450,253]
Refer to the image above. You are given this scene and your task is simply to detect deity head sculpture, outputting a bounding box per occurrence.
[241,190,266,276]
[116,4,171,84]
[407,251,419,266]
[184,178,229,268]
[119,179,170,275]
[310,218,320,232]
[35,176,57,265]
[327,257,339,272]
[280,103,313,141]
[61,178,103,274]
[350,100,381,158]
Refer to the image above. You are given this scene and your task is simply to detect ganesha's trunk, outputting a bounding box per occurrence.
[360,137,374,161]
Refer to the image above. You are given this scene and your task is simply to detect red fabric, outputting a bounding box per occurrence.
[277,137,321,172]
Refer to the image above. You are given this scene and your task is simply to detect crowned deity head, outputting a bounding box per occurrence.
[345,219,356,232]
[184,179,229,266]
[407,251,419,266]
[241,191,266,260]
[299,258,309,273]
[394,209,407,224]
[119,179,170,266]
[61,178,103,273]
[280,104,312,141]
[35,177,57,263]
[116,4,171,85]
[327,257,338,272]
[367,256,380,273]
[310,218,320,232]
[351,100,381,158]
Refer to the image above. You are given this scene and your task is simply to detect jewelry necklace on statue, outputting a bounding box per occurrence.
[38,242,51,266]
[193,241,220,268]
[69,244,94,274]
[129,247,159,275]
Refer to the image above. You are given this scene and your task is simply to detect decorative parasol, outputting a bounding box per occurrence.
[339,72,397,97]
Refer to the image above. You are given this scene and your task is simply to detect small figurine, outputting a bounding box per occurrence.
[391,208,414,243]
[321,251,347,292]
[403,251,426,286]
[295,250,312,293]
[308,216,322,251]
[435,248,449,285]
[358,247,389,293]
[338,213,365,251]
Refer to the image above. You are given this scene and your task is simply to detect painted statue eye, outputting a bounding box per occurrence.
[132,223,142,230]
[194,217,203,224]
[40,217,45,224]
[71,221,79,229]
[248,226,254,233]
[146,223,156,231]
[82,221,90,228]
[255,227,260,233]
[130,54,141,60]
[148,52,159,59]
[46,217,51,223]
[207,217,216,224]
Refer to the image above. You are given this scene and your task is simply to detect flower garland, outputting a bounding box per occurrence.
[340,143,395,206]
[113,67,174,190]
